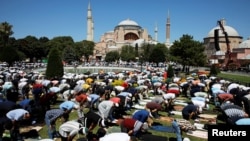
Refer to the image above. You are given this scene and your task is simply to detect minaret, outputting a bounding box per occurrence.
[165,10,171,48]
[91,20,94,41]
[154,22,158,42]
[87,1,93,41]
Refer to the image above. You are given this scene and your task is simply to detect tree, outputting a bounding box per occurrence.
[0,45,20,66]
[148,47,166,67]
[45,47,64,79]
[141,43,154,62]
[62,46,77,64]
[120,45,135,62]
[75,40,95,63]
[0,21,14,48]
[170,34,206,71]
[167,64,175,78]
[105,51,120,63]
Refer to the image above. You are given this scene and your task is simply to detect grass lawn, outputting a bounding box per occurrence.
[217,72,250,86]
[37,96,211,141]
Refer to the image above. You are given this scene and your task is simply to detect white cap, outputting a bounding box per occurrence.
[183,137,190,141]
[101,119,106,127]
[115,103,119,107]
[198,107,203,113]
[79,127,88,134]
[74,104,79,109]
[87,96,91,102]
[128,93,132,97]
[142,122,149,131]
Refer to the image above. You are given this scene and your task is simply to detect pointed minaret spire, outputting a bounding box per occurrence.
[165,10,171,48]
[154,22,158,42]
[87,0,93,41]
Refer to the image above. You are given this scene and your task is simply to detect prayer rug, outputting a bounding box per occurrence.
[186,130,208,139]
[199,114,217,119]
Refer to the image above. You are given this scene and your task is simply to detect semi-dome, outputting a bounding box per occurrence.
[118,19,139,26]
[207,19,239,37]
[239,37,250,48]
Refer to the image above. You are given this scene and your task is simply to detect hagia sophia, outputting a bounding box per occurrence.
[85,2,250,67]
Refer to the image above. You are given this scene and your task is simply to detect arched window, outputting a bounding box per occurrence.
[124,33,139,40]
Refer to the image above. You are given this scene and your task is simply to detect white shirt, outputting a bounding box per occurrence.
[99,133,130,141]
[59,121,83,137]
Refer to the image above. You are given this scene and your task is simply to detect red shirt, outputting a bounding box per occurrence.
[217,93,234,101]
[146,102,162,110]
[167,89,180,95]
[109,97,121,104]
[123,118,136,130]
[75,93,87,103]
[33,83,43,89]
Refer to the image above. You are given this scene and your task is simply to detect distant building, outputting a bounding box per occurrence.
[203,19,250,67]
[93,18,156,61]
[86,2,172,61]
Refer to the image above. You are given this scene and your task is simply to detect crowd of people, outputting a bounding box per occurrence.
[0,65,250,141]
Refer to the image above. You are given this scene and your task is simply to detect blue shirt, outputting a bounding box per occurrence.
[132,109,149,123]
[60,101,75,110]
[117,92,131,97]
[89,94,100,102]
[6,109,29,121]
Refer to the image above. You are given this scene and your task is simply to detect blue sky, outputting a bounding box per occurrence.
[1,0,250,43]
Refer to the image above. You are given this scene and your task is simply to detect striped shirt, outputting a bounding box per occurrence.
[45,109,64,123]
[224,108,245,118]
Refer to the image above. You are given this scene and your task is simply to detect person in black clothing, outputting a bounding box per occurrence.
[182,103,199,120]
[78,111,108,133]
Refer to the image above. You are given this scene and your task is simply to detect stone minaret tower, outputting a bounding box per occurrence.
[87,1,93,41]
[154,22,158,42]
[165,10,171,48]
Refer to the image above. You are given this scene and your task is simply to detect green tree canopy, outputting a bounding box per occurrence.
[0,21,14,48]
[120,45,135,62]
[105,51,120,63]
[45,47,64,79]
[170,34,206,70]
[0,45,20,66]
[75,40,95,63]
[148,46,166,66]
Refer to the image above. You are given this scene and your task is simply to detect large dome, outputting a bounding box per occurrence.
[118,19,139,26]
[239,37,250,48]
[207,19,239,37]
[207,26,239,37]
